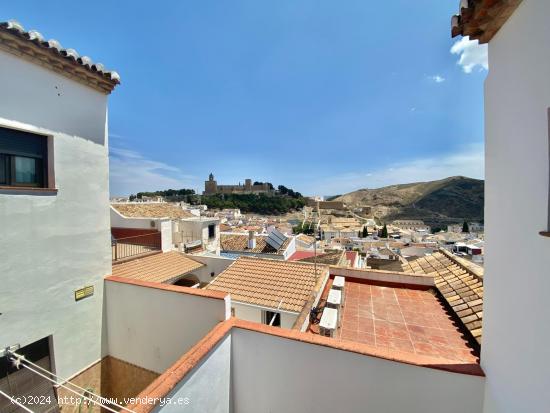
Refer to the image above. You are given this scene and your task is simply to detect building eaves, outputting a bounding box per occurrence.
[451,0,522,43]
[0,20,120,93]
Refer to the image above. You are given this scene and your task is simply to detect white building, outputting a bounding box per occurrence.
[0,22,233,413]
[452,0,550,411]
[392,219,431,232]
[220,230,296,260]
[110,202,221,255]
[0,18,119,401]
[206,257,329,329]
[448,222,484,233]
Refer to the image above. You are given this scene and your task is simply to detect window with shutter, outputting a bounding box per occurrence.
[0,127,48,188]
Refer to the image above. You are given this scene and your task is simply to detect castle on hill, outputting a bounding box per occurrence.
[203,173,273,195]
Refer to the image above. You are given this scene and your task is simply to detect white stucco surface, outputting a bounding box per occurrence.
[0,50,108,144]
[232,302,297,329]
[110,208,156,229]
[329,266,435,287]
[0,49,111,379]
[186,255,234,284]
[483,1,550,411]
[153,335,231,413]
[231,328,484,413]
[156,327,485,413]
[104,280,228,373]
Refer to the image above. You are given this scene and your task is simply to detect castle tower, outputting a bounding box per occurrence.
[204,173,218,194]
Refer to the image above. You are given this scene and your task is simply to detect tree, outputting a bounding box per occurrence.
[293,221,314,235]
[380,224,388,238]
[462,221,470,233]
[277,185,289,195]
[362,226,369,238]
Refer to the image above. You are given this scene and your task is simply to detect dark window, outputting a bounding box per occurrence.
[264,311,281,327]
[208,224,216,239]
[0,127,47,188]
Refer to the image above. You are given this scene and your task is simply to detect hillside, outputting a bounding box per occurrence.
[334,176,484,227]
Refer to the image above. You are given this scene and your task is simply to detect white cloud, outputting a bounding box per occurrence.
[308,144,484,195]
[428,75,446,83]
[109,147,200,195]
[450,37,488,74]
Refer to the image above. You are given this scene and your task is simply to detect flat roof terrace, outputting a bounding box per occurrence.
[310,277,479,364]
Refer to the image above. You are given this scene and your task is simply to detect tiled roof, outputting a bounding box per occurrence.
[0,20,120,93]
[112,251,204,284]
[205,257,328,312]
[219,224,232,232]
[297,250,345,266]
[345,251,358,266]
[296,234,316,244]
[288,251,317,261]
[220,233,291,255]
[309,278,479,364]
[378,247,397,256]
[401,251,483,344]
[111,203,196,219]
[451,0,522,43]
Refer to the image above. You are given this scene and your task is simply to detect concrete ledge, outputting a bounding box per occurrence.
[329,265,435,287]
[130,316,484,413]
[439,248,484,280]
[105,275,227,300]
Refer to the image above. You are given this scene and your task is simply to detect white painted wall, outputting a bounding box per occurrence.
[329,267,435,287]
[231,328,485,413]
[483,1,550,412]
[176,218,220,254]
[0,50,107,145]
[185,255,234,284]
[232,303,261,324]
[110,208,155,229]
[160,220,173,252]
[153,335,231,413]
[232,302,297,329]
[104,280,228,373]
[282,236,296,260]
[0,49,110,379]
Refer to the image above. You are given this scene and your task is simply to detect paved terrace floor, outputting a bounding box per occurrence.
[309,278,479,364]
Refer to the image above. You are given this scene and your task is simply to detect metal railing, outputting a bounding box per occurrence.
[112,233,161,261]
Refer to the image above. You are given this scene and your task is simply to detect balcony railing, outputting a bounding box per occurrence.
[112,233,161,262]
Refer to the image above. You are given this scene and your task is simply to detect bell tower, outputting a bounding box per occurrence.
[204,173,218,194]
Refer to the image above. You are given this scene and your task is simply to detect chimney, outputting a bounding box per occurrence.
[248,230,256,249]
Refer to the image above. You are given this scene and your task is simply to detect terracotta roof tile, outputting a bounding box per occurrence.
[296,234,316,244]
[111,203,195,219]
[0,20,120,93]
[220,233,291,255]
[401,250,484,344]
[112,251,204,284]
[205,256,328,312]
[296,250,345,266]
[451,0,522,44]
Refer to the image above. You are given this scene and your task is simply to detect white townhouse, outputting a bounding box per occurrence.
[0,19,119,400]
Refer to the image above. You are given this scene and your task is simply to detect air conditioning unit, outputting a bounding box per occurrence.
[326,288,342,310]
[319,307,338,337]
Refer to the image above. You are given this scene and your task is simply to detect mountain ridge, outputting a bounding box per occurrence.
[334,176,484,227]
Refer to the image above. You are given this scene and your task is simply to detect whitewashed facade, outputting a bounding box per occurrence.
[0,25,117,379]
[481,1,550,412]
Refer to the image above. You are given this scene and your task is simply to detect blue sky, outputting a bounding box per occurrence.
[3,1,488,196]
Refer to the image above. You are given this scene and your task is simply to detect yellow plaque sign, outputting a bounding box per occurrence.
[75,285,94,301]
